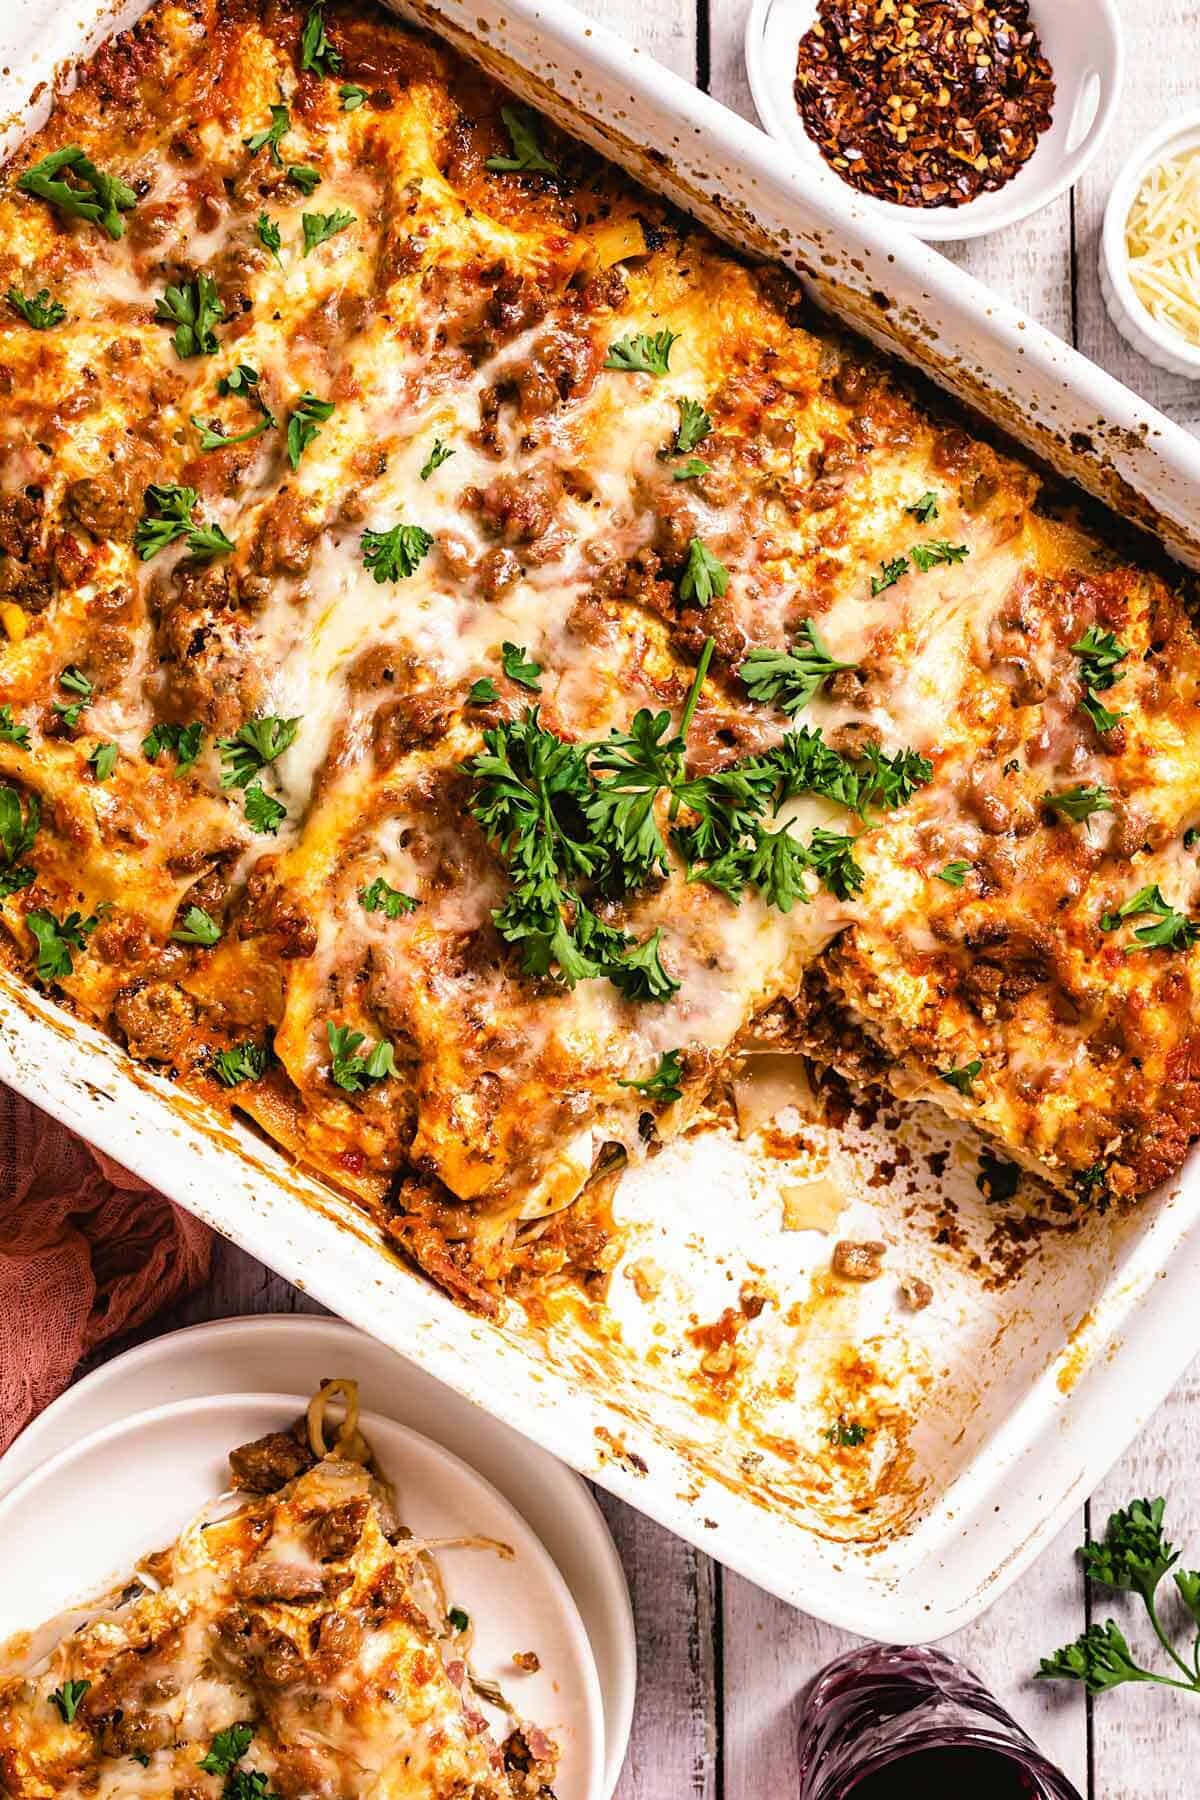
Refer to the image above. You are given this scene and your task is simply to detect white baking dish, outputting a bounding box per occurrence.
[4,0,1200,1642]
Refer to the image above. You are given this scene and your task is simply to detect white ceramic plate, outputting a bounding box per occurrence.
[0,1390,605,1800]
[0,1316,634,1797]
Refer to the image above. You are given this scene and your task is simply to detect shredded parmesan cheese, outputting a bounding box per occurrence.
[1126,145,1200,347]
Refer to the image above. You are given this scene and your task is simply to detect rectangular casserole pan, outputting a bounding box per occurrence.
[3,0,1200,1641]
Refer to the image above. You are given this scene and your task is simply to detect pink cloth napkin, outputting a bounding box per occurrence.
[0,1086,211,1453]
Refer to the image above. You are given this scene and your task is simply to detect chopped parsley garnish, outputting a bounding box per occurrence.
[467,678,499,705]
[219,363,262,398]
[447,1606,470,1634]
[88,742,117,781]
[340,82,367,111]
[257,213,283,263]
[210,1042,267,1086]
[171,905,221,946]
[1038,1496,1200,1702]
[871,554,909,595]
[679,537,729,609]
[244,103,290,165]
[906,491,940,523]
[187,521,236,559]
[287,391,334,469]
[1075,1163,1111,1209]
[1186,827,1200,850]
[361,522,433,582]
[977,1146,1019,1204]
[287,164,322,196]
[155,274,224,358]
[420,438,455,480]
[937,860,971,887]
[135,485,233,561]
[604,329,679,377]
[739,618,855,716]
[672,458,710,482]
[464,636,931,995]
[1042,784,1113,822]
[824,1417,871,1448]
[327,1021,396,1091]
[0,786,39,897]
[500,642,542,691]
[52,665,93,729]
[674,397,711,454]
[301,208,355,255]
[1072,625,1129,735]
[6,287,66,329]
[17,147,134,239]
[143,720,203,770]
[191,412,275,453]
[218,715,300,789]
[225,1771,279,1800]
[359,877,418,918]
[244,784,287,835]
[485,105,558,177]
[910,539,969,571]
[606,927,679,1002]
[49,1680,90,1723]
[197,1723,254,1776]
[0,705,30,748]
[619,1049,684,1106]
[1100,884,1200,952]
[300,2,342,76]
[940,1058,982,1095]
[26,907,100,982]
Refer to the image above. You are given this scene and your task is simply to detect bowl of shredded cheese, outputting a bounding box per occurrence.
[1102,111,1200,378]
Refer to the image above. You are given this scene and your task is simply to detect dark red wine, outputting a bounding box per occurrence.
[797,1645,1082,1800]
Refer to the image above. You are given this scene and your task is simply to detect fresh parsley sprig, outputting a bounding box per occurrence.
[674,398,711,454]
[361,522,432,582]
[198,1722,254,1776]
[155,274,224,358]
[17,147,134,239]
[6,286,66,329]
[244,104,290,164]
[302,208,355,254]
[26,906,100,981]
[300,2,342,76]
[134,486,233,561]
[1043,784,1113,822]
[679,538,729,609]
[1040,1497,1200,1700]
[618,1049,684,1106]
[1100,884,1200,953]
[740,619,855,716]
[143,720,203,770]
[52,665,92,729]
[0,706,30,749]
[485,105,558,177]
[49,1679,90,1723]
[287,391,334,469]
[604,329,679,377]
[1073,625,1129,736]
[359,876,418,917]
[211,1042,267,1086]
[326,1021,396,1092]
[218,715,300,789]
[824,1417,871,1448]
[420,438,455,480]
[171,905,221,946]
[0,786,39,897]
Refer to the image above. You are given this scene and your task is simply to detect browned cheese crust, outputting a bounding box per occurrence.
[1,0,1198,1310]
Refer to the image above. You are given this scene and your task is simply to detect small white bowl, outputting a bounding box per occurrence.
[745,0,1123,241]
[1101,110,1200,380]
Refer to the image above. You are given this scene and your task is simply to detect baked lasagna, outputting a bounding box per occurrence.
[0,1381,558,1799]
[2,0,1199,1312]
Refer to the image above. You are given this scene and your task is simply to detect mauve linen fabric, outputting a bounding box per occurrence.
[0,1086,211,1451]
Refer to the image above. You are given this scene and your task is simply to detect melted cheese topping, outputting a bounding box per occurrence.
[0,1460,527,1800]
[2,0,1200,1308]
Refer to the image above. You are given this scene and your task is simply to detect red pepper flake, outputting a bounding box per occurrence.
[794,0,1055,209]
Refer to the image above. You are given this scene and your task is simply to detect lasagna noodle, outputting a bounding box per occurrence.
[0,0,1198,1308]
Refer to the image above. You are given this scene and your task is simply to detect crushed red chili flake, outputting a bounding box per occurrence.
[794,0,1056,209]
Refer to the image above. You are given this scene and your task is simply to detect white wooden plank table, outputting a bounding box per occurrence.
[97,4,1200,1796]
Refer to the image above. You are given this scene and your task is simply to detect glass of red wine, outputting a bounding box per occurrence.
[797,1644,1083,1799]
